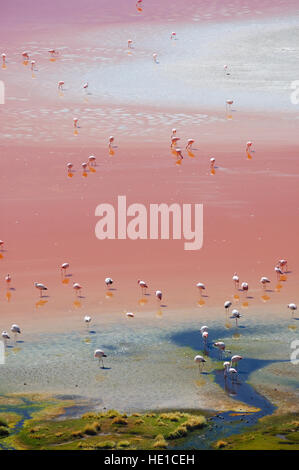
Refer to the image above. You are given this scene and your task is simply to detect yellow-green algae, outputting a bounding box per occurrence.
[214,413,299,450]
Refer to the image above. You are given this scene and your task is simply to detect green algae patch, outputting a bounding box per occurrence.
[11,409,207,450]
[214,413,299,450]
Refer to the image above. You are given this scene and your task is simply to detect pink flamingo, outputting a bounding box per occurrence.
[22,51,30,60]
[2,53,6,65]
[175,148,183,160]
[5,274,11,287]
[73,282,82,297]
[260,277,270,289]
[170,32,176,40]
[138,280,148,295]
[0,240,4,251]
[186,139,195,150]
[153,53,158,63]
[278,259,288,272]
[232,272,239,289]
[194,355,206,373]
[156,290,162,302]
[196,282,206,296]
[58,81,65,91]
[128,39,133,48]
[109,136,114,148]
[88,155,96,167]
[73,117,79,128]
[61,262,70,276]
[210,157,216,170]
[246,141,253,153]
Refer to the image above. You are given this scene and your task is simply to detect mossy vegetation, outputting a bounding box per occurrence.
[10,409,207,450]
[214,413,299,450]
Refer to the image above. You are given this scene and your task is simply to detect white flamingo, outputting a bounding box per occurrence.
[1,331,10,346]
[105,277,113,289]
[224,300,232,313]
[232,273,239,289]
[231,309,242,326]
[11,324,21,341]
[138,280,148,295]
[196,282,206,296]
[194,355,206,373]
[288,303,297,317]
[94,349,107,368]
[231,355,243,369]
[34,282,48,298]
[73,283,82,297]
[260,277,270,289]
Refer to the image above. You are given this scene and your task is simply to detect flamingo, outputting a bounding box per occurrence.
[1,331,10,346]
[48,49,58,56]
[224,64,230,75]
[67,163,73,172]
[194,355,206,373]
[226,99,234,114]
[231,309,241,326]
[31,60,36,71]
[175,148,183,160]
[229,367,238,382]
[0,240,4,250]
[11,324,21,341]
[109,136,114,147]
[73,283,82,297]
[202,331,209,345]
[223,361,230,378]
[88,155,96,167]
[186,139,195,150]
[138,280,148,295]
[214,342,230,358]
[156,290,162,302]
[241,282,249,296]
[128,39,133,48]
[224,300,232,313]
[171,136,180,148]
[275,266,284,280]
[171,128,177,138]
[278,259,288,272]
[288,303,297,317]
[196,282,206,296]
[153,53,158,63]
[260,277,270,289]
[170,32,176,40]
[231,355,243,369]
[94,349,107,368]
[34,282,48,298]
[5,274,11,287]
[83,82,88,90]
[58,80,65,91]
[82,163,88,172]
[2,53,6,65]
[105,277,113,288]
[232,272,239,289]
[84,315,91,326]
[210,157,216,168]
[246,141,253,153]
[126,312,135,318]
[60,262,69,276]
[22,51,30,60]
[73,117,79,128]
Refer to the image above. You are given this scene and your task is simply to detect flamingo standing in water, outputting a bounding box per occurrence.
[171,136,180,148]
[1,331,10,346]
[73,283,82,297]
[0,240,4,250]
[278,259,288,272]
[126,312,135,318]
[170,32,176,40]
[22,51,30,60]
[175,148,183,160]
[2,53,6,65]
[231,355,243,369]
[153,53,158,63]
[202,331,209,346]
[232,273,239,289]
[31,60,36,71]
[200,325,209,334]
[73,117,79,129]
[226,99,234,114]
[288,303,297,317]
[210,157,216,170]
[156,290,162,303]
[11,324,21,342]
[105,277,113,289]
[60,262,69,277]
[186,139,195,150]
[88,155,96,167]
[246,141,253,153]
[214,341,230,358]
[34,282,48,297]
[196,282,206,296]
[223,361,230,378]
[84,315,91,329]
[229,367,238,382]
[231,309,241,326]
[5,274,11,287]
[194,355,206,373]
[48,49,58,57]
[241,282,249,296]
[83,82,88,91]
[58,81,65,91]
[109,136,114,148]
[138,280,148,295]
[171,128,177,138]
[260,277,270,289]
[224,300,232,314]
[94,349,107,368]
[128,39,133,48]
[275,266,284,280]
